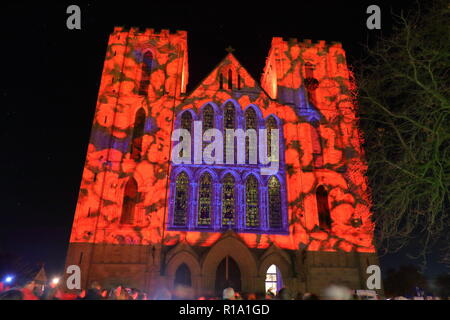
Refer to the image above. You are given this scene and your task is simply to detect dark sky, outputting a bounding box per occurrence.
[1,1,444,279]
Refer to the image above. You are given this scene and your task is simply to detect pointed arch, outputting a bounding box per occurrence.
[198,172,213,226]
[174,263,192,288]
[181,110,193,131]
[174,172,189,226]
[245,174,259,228]
[266,116,278,158]
[202,104,215,131]
[139,50,153,95]
[131,108,146,160]
[268,176,282,229]
[221,173,236,228]
[179,111,193,159]
[316,185,332,229]
[245,107,258,164]
[223,102,236,162]
[265,264,283,294]
[228,69,233,89]
[120,177,138,225]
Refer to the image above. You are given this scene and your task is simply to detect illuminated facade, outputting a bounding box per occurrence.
[65,27,380,297]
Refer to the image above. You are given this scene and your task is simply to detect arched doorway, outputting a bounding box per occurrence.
[265,264,283,295]
[215,256,241,295]
[174,263,192,287]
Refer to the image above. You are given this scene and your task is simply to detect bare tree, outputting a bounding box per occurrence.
[355,0,450,266]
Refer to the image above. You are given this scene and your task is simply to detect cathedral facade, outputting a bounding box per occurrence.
[65,27,380,297]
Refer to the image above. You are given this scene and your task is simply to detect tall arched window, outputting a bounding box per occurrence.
[198,172,212,226]
[223,103,235,162]
[202,105,215,158]
[304,62,319,105]
[268,176,282,229]
[221,174,235,228]
[203,105,214,130]
[245,108,258,164]
[120,177,138,225]
[174,172,189,226]
[131,108,146,161]
[245,175,259,228]
[139,51,153,95]
[311,121,323,168]
[316,185,332,229]
[179,111,193,158]
[266,116,278,158]
[228,69,233,89]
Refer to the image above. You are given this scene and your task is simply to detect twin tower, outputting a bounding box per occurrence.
[65,27,380,297]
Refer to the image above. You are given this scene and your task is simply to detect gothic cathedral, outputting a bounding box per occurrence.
[65,27,380,297]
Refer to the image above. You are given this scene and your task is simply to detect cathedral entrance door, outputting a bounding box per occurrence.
[215,255,241,296]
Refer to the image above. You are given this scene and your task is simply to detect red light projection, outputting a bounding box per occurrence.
[68,28,375,255]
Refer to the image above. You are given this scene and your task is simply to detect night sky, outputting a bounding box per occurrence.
[1,1,443,279]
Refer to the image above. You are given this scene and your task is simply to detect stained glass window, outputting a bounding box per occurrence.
[245,108,257,164]
[198,173,212,226]
[223,103,235,162]
[120,177,138,224]
[139,51,153,95]
[174,172,189,226]
[316,185,332,229]
[203,105,214,131]
[268,176,282,229]
[245,175,259,228]
[266,116,278,158]
[221,174,235,227]
[202,105,214,158]
[179,111,192,158]
[131,108,146,161]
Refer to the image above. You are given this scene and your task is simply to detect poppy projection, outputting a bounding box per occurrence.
[65,26,379,295]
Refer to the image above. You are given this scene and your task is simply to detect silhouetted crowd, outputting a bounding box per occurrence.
[0,279,443,300]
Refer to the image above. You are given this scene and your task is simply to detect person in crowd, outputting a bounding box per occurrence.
[41,279,59,300]
[223,287,235,300]
[129,288,140,300]
[20,280,39,300]
[76,289,86,300]
[107,286,120,300]
[294,292,304,300]
[84,281,103,300]
[153,287,172,300]
[246,293,256,300]
[265,290,275,300]
[137,291,148,300]
[117,286,131,300]
[303,292,320,300]
[322,284,352,300]
[0,289,24,300]
[277,288,291,300]
[100,289,109,299]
